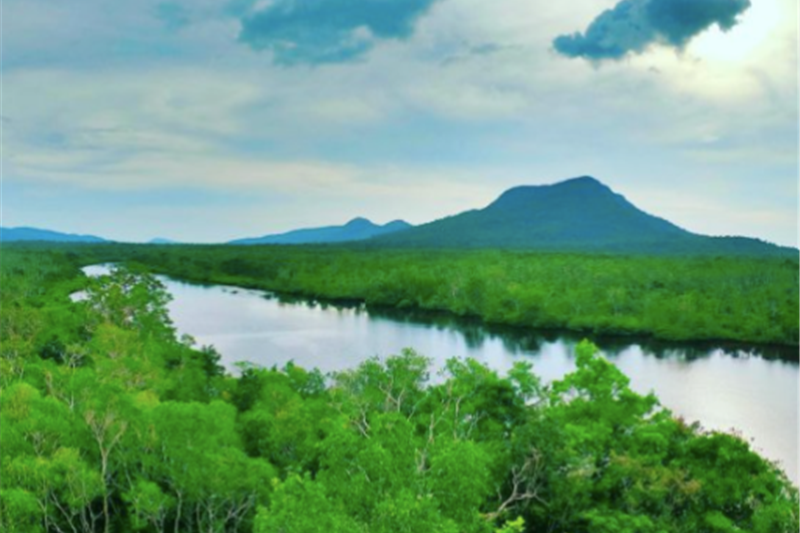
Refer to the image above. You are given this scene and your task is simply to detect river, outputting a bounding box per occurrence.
[81,265,799,484]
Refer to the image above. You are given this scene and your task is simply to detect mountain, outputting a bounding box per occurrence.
[149,238,179,245]
[372,176,794,255]
[0,226,107,243]
[229,218,413,245]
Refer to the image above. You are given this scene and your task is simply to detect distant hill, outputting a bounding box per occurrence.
[0,226,107,243]
[149,238,179,245]
[372,177,795,255]
[229,218,413,245]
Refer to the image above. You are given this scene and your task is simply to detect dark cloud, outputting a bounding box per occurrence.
[553,0,751,61]
[236,0,440,65]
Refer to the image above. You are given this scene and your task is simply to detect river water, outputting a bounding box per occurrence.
[82,265,800,483]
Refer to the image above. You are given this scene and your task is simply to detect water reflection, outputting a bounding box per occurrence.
[80,266,798,484]
[266,292,798,364]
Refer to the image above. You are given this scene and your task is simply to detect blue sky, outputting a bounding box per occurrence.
[3,0,797,245]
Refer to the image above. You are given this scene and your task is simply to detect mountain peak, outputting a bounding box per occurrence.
[383,220,412,230]
[489,176,614,211]
[345,217,376,228]
[558,175,605,188]
[373,176,718,252]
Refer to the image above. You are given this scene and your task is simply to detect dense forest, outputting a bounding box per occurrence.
[1,245,798,532]
[42,242,800,346]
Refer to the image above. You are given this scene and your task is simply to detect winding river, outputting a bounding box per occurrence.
[82,265,800,483]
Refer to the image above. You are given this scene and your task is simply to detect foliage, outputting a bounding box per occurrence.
[0,245,797,533]
[41,241,800,345]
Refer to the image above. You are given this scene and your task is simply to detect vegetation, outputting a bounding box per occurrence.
[1,245,798,532]
[44,242,800,346]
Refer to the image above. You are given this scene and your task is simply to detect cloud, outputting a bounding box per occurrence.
[236,0,440,65]
[553,0,751,61]
[5,0,796,245]
[156,2,191,31]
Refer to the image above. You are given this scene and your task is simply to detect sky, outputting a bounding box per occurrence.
[2,0,797,245]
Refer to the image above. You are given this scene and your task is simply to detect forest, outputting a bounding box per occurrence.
[43,242,800,346]
[1,244,798,532]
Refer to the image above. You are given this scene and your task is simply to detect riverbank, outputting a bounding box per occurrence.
[82,264,798,484]
[60,243,800,347]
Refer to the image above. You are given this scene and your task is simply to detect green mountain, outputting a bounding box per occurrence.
[373,177,794,255]
[229,217,412,245]
[0,226,107,243]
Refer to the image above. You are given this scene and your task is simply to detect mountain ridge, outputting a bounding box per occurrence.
[0,226,108,244]
[228,218,413,245]
[4,178,794,255]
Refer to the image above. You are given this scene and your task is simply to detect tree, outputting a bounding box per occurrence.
[254,475,362,533]
[83,266,175,343]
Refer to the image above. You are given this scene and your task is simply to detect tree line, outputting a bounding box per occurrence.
[48,242,800,346]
